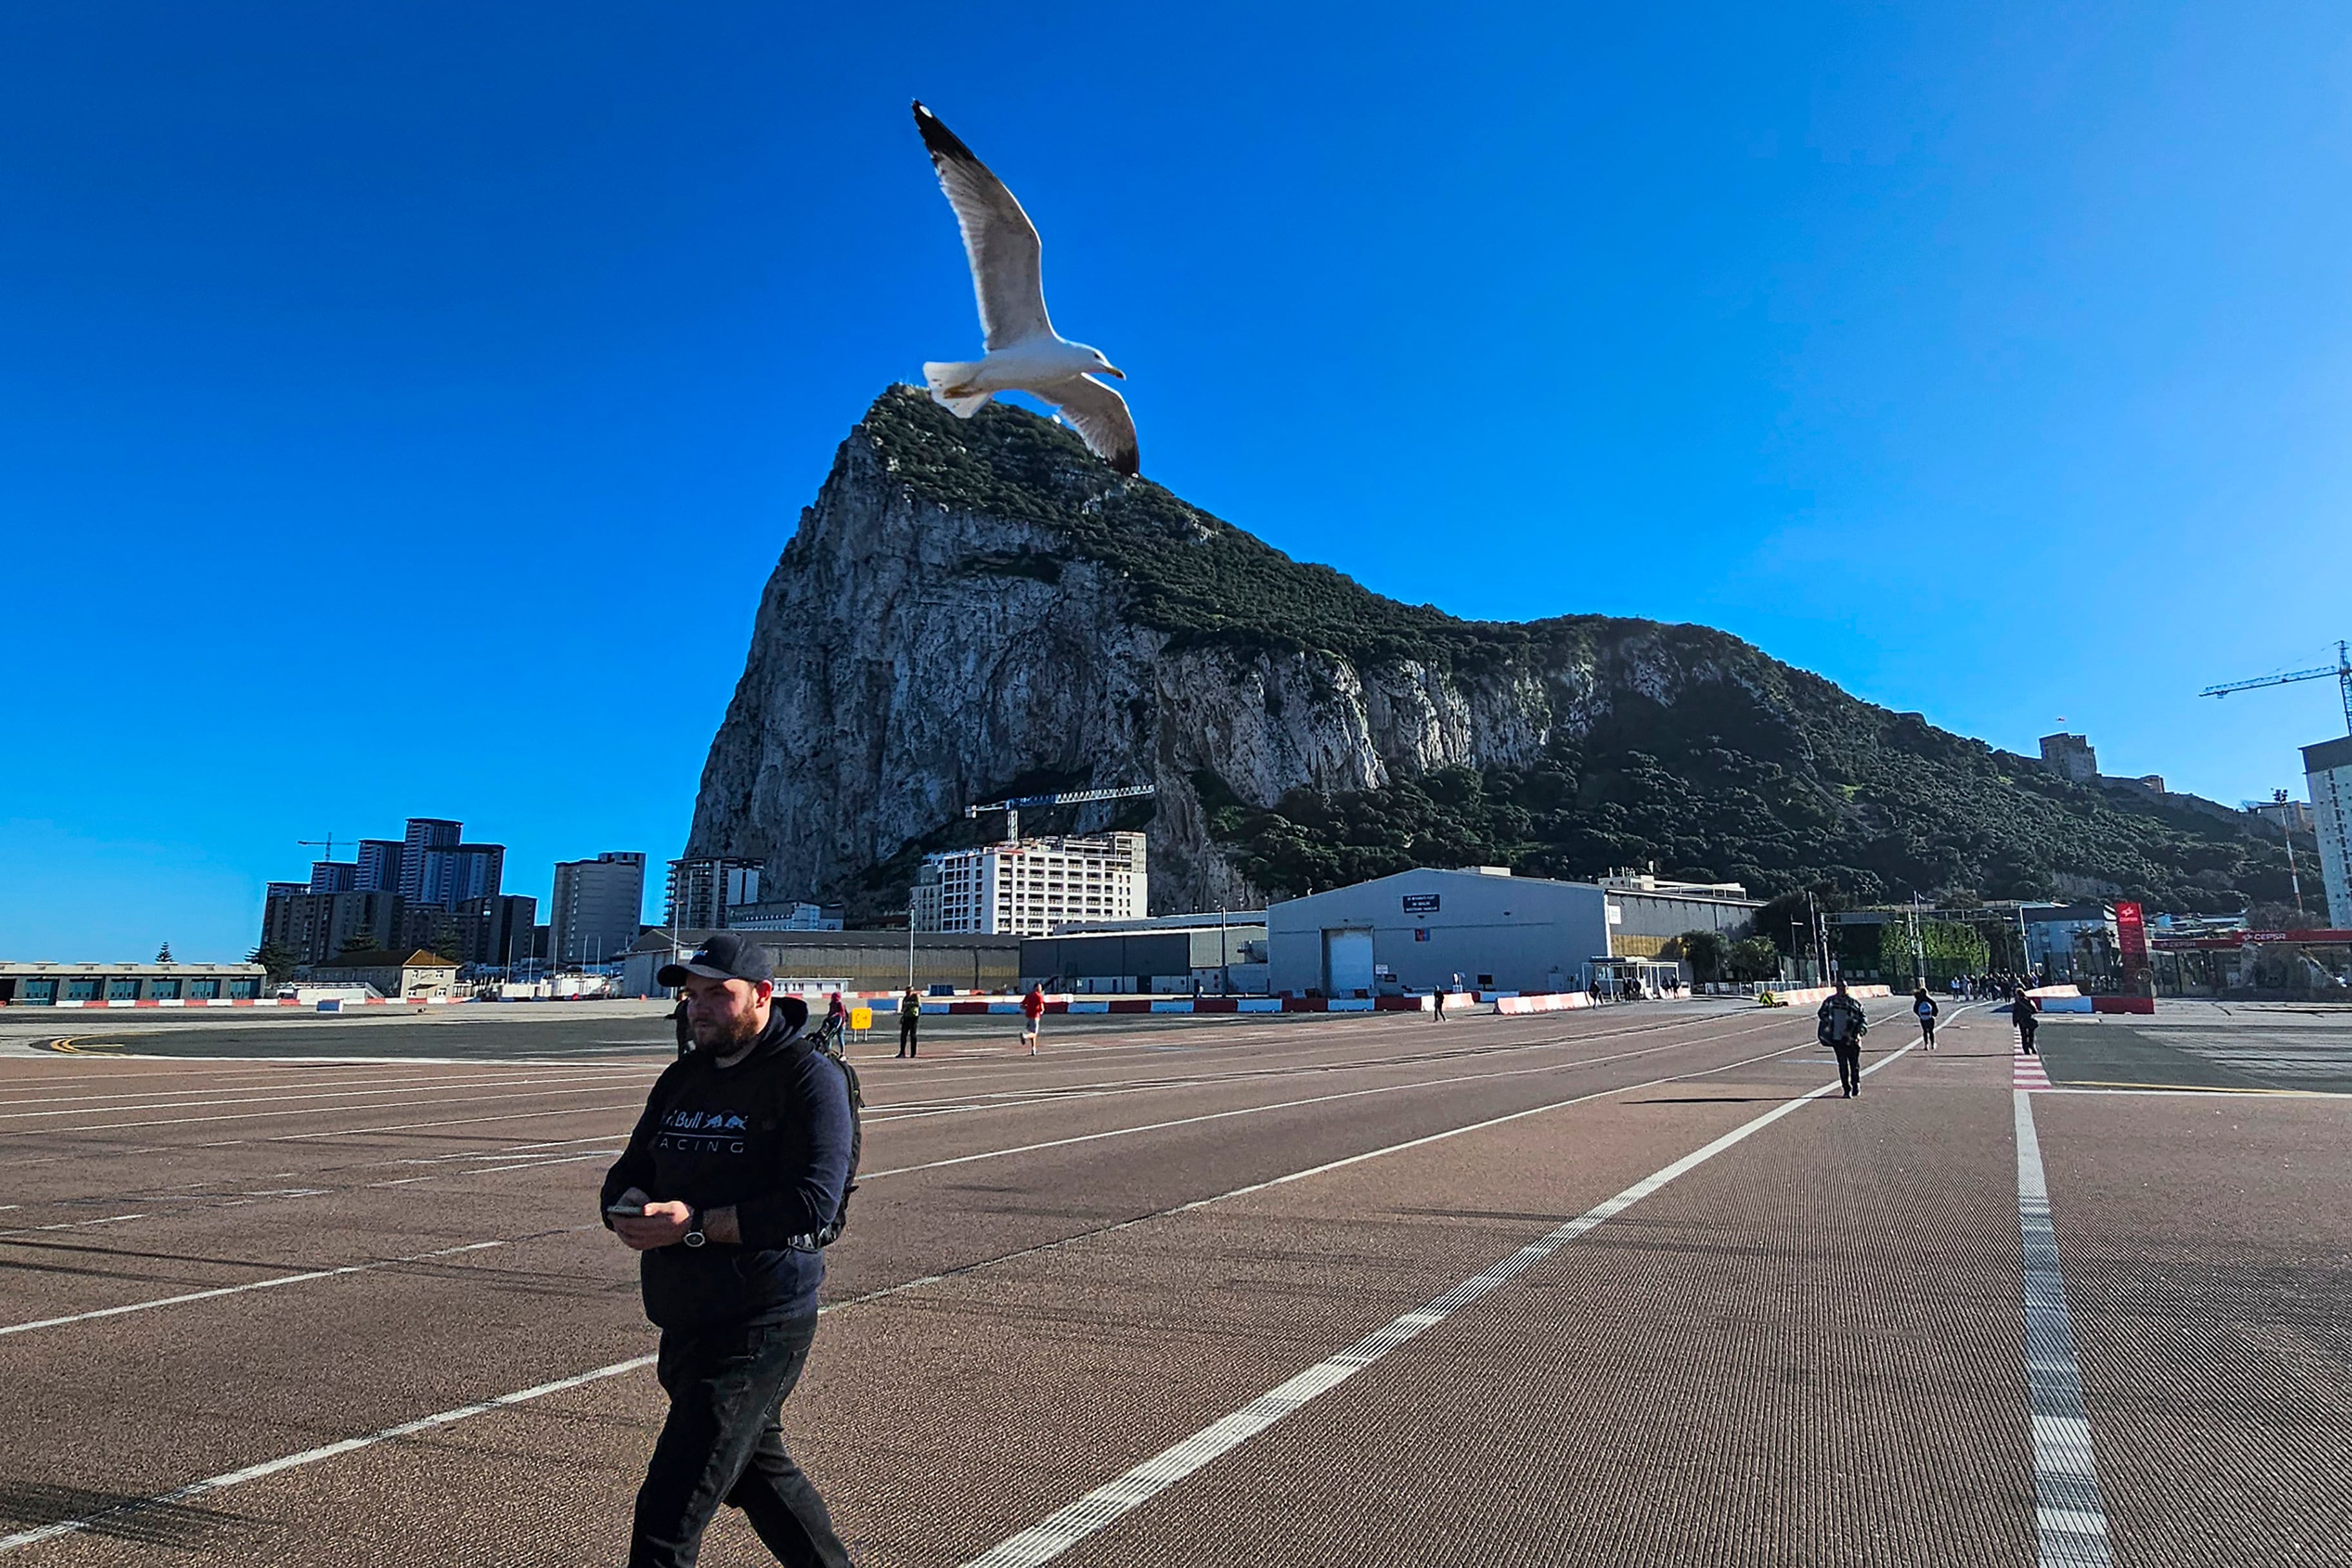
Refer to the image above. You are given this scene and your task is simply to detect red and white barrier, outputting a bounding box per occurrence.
[36,995,463,1009]
[1758,984,1893,1009]
[1493,991,1597,1016]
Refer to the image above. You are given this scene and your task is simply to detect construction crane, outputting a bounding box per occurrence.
[296,833,342,862]
[966,784,1155,844]
[2199,639,2352,737]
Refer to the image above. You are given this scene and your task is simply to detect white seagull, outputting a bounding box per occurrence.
[912,100,1139,475]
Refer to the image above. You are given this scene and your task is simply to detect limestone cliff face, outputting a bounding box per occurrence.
[689,387,2281,917]
[690,388,1793,915]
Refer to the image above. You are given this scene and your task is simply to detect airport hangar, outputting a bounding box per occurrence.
[1265,867,1761,998]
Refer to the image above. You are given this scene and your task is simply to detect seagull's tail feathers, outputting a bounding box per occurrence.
[923,362,993,419]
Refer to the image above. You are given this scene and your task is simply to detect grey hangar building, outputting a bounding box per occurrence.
[1264,867,1760,999]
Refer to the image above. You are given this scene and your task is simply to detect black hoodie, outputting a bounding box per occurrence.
[600,1009,854,1330]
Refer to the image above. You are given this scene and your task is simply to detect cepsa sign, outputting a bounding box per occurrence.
[2115,901,2147,970]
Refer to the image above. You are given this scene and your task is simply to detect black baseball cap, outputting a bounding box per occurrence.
[657,932,775,988]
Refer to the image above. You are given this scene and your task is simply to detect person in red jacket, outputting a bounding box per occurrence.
[1020,984,1046,1055]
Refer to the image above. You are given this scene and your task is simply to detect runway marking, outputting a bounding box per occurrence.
[0,1062,650,1111]
[858,1020,1800,1182]
[2015,1089,2114,1566]
[0,1212,147,1240]
[0,1075,657,1132]
[0,1025,1841,1553]
[0,1228,583,1339]
[0,1352,660,1554]
[956,1044,1918,1568]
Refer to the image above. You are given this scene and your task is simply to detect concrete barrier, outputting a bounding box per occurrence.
[2089,996,2155,1015]
[1492,991,1596,1016]
[1758,984,1893,1009]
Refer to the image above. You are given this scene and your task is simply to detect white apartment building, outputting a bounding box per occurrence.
[2302,736,2352,928]
[912,832,1148,937]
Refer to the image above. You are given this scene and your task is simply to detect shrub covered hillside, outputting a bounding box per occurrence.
[858,388,2288,912]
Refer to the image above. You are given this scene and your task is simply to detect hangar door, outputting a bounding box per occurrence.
[1321,928,1375,997]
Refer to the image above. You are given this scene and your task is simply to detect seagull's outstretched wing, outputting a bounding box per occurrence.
[1042,375,1140,476]
[912,102,1052,350]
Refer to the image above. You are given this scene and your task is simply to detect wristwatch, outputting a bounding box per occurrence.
[682,1209,706,1249]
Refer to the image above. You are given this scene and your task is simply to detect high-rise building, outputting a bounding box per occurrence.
[413,843,504,910]
[2302,737,2352,928]
[911,832,1147,937]
[355,839,406,892]
[2038,733,2099,785]
[456,894,539,970]
[666,857,765,931]
[398,818,463,902]
[260,888,405,965]
[552,852,647,965]
[308,861,356,894]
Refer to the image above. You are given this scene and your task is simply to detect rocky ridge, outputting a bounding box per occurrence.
[686,387,2289,921]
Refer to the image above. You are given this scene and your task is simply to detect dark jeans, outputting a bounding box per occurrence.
[898,1017,918,1056]
[2018,1024,2038,1054]
[631,1313,853,1568]
[1831,1042,1862,1095]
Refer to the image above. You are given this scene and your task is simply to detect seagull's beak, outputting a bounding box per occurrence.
[1101,365,1126,379]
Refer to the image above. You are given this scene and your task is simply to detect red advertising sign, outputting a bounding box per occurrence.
[2114,902,2147,970]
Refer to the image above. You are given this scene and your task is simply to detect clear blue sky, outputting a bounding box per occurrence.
[5,3,2349,961]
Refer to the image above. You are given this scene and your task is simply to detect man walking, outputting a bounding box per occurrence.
[1020,983,1046,1055]
[2010,988,2041,1055]
[897,986,922,1058]
[1817,979,1869,1098]
[602,932,858,1568]
[1911,985,1939,1051]
[1431,983,1447,1023]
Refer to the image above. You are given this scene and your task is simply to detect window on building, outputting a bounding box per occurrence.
[107,977,140,1000]
[148,979,180,1000]
[66,978,99,1001]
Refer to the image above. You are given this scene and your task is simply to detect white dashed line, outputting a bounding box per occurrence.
[2015,1090,2113,1566]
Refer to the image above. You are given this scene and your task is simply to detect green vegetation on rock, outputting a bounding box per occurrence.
[857,387,2294,913]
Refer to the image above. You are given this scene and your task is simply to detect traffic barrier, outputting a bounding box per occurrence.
[2089,996,2155,1015]
[41,995,461,1009]
[1757,984,1893,1009]
[1493,992,1596,1016]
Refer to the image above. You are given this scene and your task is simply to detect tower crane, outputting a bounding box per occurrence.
[2198,639,2352,737]
[966,783,1155,844]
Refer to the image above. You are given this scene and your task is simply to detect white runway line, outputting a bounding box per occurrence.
[0,1212,147,1240]
[0,1023,1837,1554]
[0,1352,660,1553]
[0,1064,650,1113]
[0,1227,585,1339]
[956,1042,1919,1568]
[0,1079,659,1136]
[858,1019,1793,1182]
[2014,1090,2114,1566]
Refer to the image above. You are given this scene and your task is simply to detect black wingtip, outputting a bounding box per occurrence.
[911,100,980,166]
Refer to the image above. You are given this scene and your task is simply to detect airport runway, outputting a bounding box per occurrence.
[0,999,2344,1565]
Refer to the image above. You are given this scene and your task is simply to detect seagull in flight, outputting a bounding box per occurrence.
[912,100,1139,475]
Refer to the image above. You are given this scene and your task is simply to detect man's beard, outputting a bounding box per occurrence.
[692,1009,762,1049]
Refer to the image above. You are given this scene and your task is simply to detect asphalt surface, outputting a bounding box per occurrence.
[13,1003,1332,1060]
[0,999,2343,1565]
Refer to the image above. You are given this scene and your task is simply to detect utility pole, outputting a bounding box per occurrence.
[1910,893,1927,990]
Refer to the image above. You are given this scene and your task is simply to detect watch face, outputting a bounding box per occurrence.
[683,1231,705,1248]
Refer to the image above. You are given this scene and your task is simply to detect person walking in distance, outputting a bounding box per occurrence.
[1817,979,1869,1098]
[601,932,858,1568]
[825,991,848,1037]
[1020,982,1046,1055]
[1431,982,1448,1023]
[2010,988,2041,1055]
[897,986,921,1058]
[1911,985,1939,1051]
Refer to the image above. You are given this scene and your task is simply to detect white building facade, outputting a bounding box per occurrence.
[912,832,1148,937]
[2303,736,2352,928]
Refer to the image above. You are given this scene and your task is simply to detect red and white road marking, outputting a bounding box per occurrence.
[2014,1045,2052,1091]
